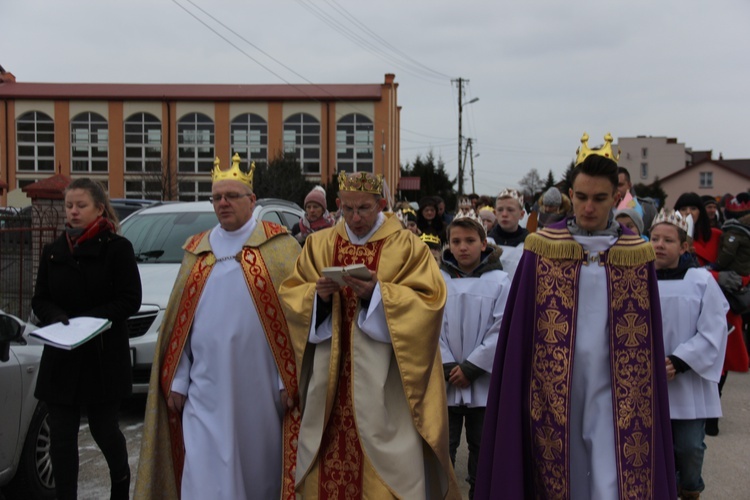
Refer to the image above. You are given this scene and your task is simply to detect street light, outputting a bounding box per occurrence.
[458,97,479,196]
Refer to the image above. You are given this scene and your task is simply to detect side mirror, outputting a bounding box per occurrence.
[0,313,23,362]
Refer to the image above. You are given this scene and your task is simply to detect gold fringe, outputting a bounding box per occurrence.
[608,237,655,266]
[525,232,584,260]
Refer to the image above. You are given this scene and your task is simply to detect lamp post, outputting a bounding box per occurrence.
[457,93,479,196]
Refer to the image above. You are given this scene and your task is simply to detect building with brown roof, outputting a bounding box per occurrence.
[0,68,401,205]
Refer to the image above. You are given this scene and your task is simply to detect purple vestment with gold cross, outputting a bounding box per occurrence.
[476,219,677,500]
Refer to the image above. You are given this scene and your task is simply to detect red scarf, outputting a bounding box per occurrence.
[299,211,335,238]
[66,216,115,252]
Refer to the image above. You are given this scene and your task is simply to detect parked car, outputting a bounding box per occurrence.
[109,198,160,222]
[0,310,54,499]
[119,199,304,392]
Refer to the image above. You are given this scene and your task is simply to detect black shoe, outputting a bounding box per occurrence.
[705,418,719,436]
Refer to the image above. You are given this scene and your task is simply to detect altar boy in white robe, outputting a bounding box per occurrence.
[651,209,729,499]
[439,217,510,499]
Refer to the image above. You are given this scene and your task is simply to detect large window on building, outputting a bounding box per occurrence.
[336,113,374,173]
[178,180,213,202]
[17,111,55,172]
[283,113,320,175]
[231,113,267,167]
[699,171,713,189]
[71,112,109,172]
[178,113,214,174]
[124,180,163,200]
[125,113,162,173]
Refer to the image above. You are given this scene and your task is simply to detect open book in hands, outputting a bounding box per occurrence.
[321,263,372,287]
[30,317,112,350]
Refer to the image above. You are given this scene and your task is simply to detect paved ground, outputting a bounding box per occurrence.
[8,371,749,499]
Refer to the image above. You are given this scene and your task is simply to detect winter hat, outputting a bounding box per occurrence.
[304,186,327,210]
[614,208,644,235]
[542,187,562,208]
[673,192,702,211]
[478,207,496,224]
[701,195,718,208]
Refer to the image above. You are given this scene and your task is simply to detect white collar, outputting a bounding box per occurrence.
[345,212,386,245]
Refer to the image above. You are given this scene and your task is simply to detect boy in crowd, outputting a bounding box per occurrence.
[651,209,729,499]
[614,208,645,238]
[439,218,510,499]
[488,188,528,280]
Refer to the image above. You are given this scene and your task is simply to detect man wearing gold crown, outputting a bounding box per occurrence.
[279,171,461,499]
[475,134,677,499]
[134,154,301,500]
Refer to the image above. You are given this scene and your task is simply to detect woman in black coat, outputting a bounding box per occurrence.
[32,178,141,500]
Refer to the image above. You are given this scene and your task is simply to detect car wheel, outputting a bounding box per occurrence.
[6,402,55,499]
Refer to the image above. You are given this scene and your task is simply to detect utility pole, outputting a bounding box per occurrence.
[453,77,466,196]
[467,138,477,194]
[452,78,478,196]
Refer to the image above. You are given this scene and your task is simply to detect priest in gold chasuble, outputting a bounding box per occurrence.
[135,155,301,500]
[279,172,461,499]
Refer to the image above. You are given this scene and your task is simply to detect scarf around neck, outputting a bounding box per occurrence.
[66,216,114,251]
[299,211,335,237]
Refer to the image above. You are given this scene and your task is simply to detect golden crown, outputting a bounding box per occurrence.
[420,232,442,246]
[212,153,255,189]
[338,171,384,195]
[575,132,620,166]
[497,188,524,206]
[651,208,692,237]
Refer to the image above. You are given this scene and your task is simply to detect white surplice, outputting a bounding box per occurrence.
[658,268,729,419]
[439,268,510,407]
[171,217,285,500]
[498,242,524,282]
[569,234,619,500]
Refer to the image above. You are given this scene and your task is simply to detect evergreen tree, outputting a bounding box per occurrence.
[561,160,576,193]
[400,152,456,209]
[253,151,315,206]
[544,169,556,190]
[633,176,667,209]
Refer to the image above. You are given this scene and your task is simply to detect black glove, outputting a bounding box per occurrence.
[51,315,70,326]
[718,270,742,292]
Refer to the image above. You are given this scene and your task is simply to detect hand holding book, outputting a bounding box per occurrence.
[30,317,112,350]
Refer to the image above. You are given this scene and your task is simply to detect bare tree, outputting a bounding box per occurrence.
[518,168,545,200]
[128,159,179,200]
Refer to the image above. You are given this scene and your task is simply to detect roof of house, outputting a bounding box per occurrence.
[0,81,385,102]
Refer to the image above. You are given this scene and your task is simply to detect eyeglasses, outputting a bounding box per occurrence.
[340,204,377,217]
[211,193,251,203]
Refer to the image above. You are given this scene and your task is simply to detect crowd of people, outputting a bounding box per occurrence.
[29,133,749,499]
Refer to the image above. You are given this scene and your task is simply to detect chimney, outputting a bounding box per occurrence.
[0,65,16,83]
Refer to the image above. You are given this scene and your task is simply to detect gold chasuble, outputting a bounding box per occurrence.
[134,221,301,500]
[279,213,461,499]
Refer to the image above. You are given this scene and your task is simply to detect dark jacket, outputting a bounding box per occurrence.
[487,225,528,247]
[32,230,142,404]
[716,219,750,276]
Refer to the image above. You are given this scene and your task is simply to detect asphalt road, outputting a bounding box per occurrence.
[19,371,750,499]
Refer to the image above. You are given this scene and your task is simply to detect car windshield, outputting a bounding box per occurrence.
[121,212,218,263]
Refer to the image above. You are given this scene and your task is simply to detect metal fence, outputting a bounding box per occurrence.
[0,205,64,320]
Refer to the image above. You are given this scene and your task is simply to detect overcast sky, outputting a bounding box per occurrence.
[2,0,749,196]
